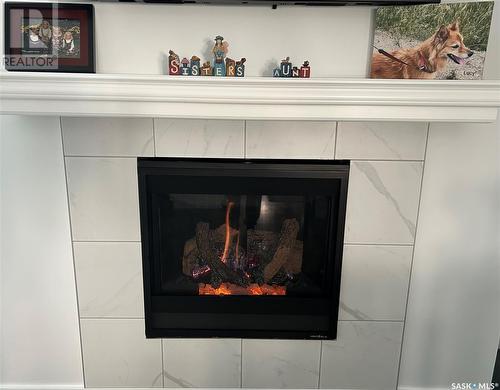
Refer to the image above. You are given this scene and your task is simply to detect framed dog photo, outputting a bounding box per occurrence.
[4,2,95,72]
[370,1,494,80]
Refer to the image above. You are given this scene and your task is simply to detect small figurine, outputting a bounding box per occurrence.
[190,55,200,76]
[292,66,300,78]
[300,61,311,78]
[38,20,52,44]
[168,50,180,75]
[201,61,212,76]
[235,58,246,77]
[166,38,245,78]
[280,57,292,77]
[272,67,281,77]
[212,35,228,77]
[180,57,190,76]
[226,58,236,77]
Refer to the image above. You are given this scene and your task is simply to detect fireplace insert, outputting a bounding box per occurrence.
[138,158,349,339]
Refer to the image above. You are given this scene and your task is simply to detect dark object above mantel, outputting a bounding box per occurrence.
[100,0,440,6]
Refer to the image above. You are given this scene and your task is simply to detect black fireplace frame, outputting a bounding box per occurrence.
[138,158,349,340]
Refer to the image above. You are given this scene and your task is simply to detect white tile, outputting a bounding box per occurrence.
[80,319,162,388]
[74,242,143,318]
[65,157,140,241]
[163,339,241,388]
[62,117,154,157]
[336,122,428,160]
[345,161,423,244]
[246,121,336,159]
[154,119,244,158]
[242,339,320,388]
[339,245,412,321]
[320,321,403,390]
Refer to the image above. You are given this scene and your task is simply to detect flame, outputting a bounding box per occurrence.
[220,201,235,264]
[199,283,286,296]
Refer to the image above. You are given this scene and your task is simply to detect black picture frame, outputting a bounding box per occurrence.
[4,2,95,73]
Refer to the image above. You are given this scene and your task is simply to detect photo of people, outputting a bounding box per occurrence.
[21,17,80,58]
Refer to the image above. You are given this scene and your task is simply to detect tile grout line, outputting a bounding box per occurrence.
[317,340,323,389]
[64,155,144,159]
[333,121,338,159]
[240,339,243,388]
[161,339,165,388]
[73,240,142,243]
[243,121,247,159]
[60,155,423,163]
[344,242,414,247]
[75,317,404,322]
[152,118,157,157]
[395,122,431,388]
[350,158,425,163]
[80,317,146,320]
[60,117,87,388]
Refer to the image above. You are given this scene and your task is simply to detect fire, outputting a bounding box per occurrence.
[199,283,286,296]
[220,201,235,264]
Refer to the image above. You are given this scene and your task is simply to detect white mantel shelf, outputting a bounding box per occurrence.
[1,72,499,122]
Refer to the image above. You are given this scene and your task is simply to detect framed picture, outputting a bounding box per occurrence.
[370,1,494,80]
[4,2,94,72]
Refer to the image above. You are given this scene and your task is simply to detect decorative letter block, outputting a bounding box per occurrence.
[292,67,300,78]
[273,68,281,77]
[168,50,180,76]
[226,58,236,77]
[201,61,212,76]
[235,58,246,77]
[281,63,292,77]
[190,56,200,76]
[214,66,223,77]
[300,61,311,78]
[181,58,190,76]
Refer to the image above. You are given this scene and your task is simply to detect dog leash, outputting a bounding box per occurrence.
[372,44,432,73]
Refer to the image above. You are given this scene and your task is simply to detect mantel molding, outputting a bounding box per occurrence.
[1,72,499,122]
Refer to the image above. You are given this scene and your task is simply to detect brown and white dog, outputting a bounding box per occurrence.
[370,21,474,79]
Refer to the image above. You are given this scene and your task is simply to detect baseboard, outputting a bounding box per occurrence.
[398,387,450,390]
[0,387,452,390]
[0,386,84,390]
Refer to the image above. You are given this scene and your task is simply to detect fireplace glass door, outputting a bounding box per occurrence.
[138,159,349,339]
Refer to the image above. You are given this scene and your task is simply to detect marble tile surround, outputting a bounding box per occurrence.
[62,118,428,389]
[163,339,241,388]
[74,242,144,318]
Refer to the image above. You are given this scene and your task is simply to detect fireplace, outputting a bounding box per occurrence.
[138,158,349,339]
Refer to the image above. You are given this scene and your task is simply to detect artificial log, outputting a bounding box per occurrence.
[183,223,237,276]
[182,238,198,276]
[247,229,278,247]
[195,222,248,286]
[182,221,304,280]
[210,223,238,243]
[263,218,300,282]
[283,240,304,275]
